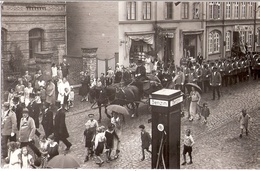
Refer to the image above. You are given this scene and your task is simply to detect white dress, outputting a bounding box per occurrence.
[21,154,33,169]
[9,149,21,169]
[57,81,70,104]
[145,57,152,74]
[24,87,33,107]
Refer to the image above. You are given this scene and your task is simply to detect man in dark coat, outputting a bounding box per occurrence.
[41,105,54,138]
[27,93,41,137]
[139,125,151,161]
[123,67,132,86]
[196,52,203,65]
[134,60,147,97]
[54,105,72,151]
[12,96,23,131]
[60,58,70,78]
[210,66,222,100]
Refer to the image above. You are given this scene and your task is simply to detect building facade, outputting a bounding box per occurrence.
[119,1,205,67]
[119,1,260,66]
[205,2,260,60]
[66,1,119,77]
[1,2,66,73]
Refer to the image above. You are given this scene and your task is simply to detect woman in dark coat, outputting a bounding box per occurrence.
[41,105,54,138]
[80,72,91,102]
[54,106,72,150]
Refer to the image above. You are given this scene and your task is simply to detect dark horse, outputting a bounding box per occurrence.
[89,84,141,122]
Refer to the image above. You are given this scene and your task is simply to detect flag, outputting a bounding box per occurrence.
[175,2,181,6]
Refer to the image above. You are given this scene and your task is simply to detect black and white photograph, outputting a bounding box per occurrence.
[1,1,260,169]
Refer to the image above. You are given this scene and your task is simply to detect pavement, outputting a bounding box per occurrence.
[1,78,260,169]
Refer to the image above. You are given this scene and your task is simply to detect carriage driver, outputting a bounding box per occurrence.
[134,59,147,98]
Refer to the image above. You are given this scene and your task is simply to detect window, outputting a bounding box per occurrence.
[248,31,252,46]
[181,2,189,19]
[1,28,7,56]
[209,2,214,19]
[241,2,246,18]
[193,2,200,19]
[226,2,231,19]
[143,2,151,20]
[127,2,136,20]
[209,2,221,19]
[240,31,245,45]
[213,32,220,52]
[233,2,239,18]
[248,2,253,18]
[208,31,220,54]
[165,2,173,19]
[226,31,231,51]
[29,28,43,59]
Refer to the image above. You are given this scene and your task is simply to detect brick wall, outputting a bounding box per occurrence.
[66,2,119,60]
[1,3,66,68]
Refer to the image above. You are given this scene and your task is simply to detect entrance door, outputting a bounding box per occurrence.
[183,35,197,58]
[164,37,173,64]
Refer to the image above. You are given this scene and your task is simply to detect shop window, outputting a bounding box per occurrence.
[29,28,43,59]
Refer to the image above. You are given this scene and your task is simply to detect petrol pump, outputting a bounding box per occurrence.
[149,89,183,169]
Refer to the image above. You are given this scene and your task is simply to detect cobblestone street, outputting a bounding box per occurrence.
[2,80,259,169]
[60,79,260,169]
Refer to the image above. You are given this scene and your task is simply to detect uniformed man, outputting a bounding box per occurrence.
[231,59,238,85]
[161,67,172,88]
[114,64,123,84]
[218,61,225,87]
[195,64,203,90]
[202,64,211,93]
[187,66,197,84]
[223,60,231,87]
[210,66,222,100]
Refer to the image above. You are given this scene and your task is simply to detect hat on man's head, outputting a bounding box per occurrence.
[88,113,94,117]
[139,124,145,129]
[23,108,29,114]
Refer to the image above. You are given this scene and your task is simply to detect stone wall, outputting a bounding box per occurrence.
[82,48,97,78]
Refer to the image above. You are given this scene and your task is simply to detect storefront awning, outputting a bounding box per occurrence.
[125,31,155,36]
[182,29,204,35]
[125,31,155,45]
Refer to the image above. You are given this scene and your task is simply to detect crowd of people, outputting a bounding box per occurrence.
[2,50,258,168]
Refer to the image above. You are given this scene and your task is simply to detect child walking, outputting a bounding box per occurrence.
[104,124,120,162]
[139,125,152,161]
[83,125,95,162]
[68,86,75,108]
[182,129,194,165]
[201,103,210,123]
[239,109,252,138]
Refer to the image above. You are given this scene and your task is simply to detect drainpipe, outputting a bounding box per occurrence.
[154,2,158,58]
[222,2,225,58]
[253,2,257,52]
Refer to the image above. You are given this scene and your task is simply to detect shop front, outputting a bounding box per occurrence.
[181,29,203,60]
[125,31,155,64]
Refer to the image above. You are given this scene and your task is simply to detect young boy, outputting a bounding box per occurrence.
[201,103,210,123]
[68,86,75,107]
[182,129,194,165]
[64,87,70,111]
[83,125,95,162]
[239,109,251,138]
[139,125,152,161]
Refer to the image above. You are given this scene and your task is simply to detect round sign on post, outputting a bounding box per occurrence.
[157,124,164,132]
